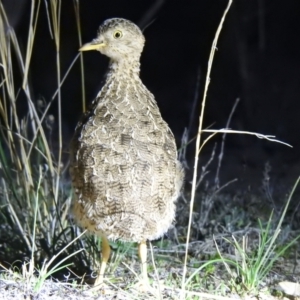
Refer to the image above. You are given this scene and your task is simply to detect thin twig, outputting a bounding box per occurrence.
[202,128,292,147]
[215,98,240,188]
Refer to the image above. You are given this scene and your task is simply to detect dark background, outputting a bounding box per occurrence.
[3,0,300,195]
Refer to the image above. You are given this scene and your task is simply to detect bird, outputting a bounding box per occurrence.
[69,18,184,291]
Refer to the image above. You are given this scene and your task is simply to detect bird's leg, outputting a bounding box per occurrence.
[138,240,150,288]
[94,235,111,288]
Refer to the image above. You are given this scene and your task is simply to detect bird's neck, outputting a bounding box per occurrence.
[107,59,141,79]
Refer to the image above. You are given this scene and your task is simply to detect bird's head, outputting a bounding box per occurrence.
[80,18,145,63]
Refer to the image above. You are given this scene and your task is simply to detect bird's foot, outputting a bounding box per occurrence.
[87,277,113,294]
[132,278,158,295]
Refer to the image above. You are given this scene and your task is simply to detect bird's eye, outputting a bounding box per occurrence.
[113,30,123,39]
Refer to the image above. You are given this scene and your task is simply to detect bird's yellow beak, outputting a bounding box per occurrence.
[79,41,105,51]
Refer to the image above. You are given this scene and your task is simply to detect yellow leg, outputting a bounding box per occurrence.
[94,235,111,287]
[138,240,149,286]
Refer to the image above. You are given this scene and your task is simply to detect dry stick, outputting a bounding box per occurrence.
[179,67,202,170]
[187,67,202,142]
[178,128,189,170]
[198,99,241,227]
[215,98,240,189]
[180,1,233,298]
[196,142,217,188]
[200,178,238,229]
[202,129,292,147]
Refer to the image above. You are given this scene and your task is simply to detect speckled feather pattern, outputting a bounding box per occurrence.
[70,18,184,243]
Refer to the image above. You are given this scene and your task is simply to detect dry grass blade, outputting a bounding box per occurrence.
[73,0,86,112]
[48,0,63,204]
[181,0,233,298]
[22,0,41,89]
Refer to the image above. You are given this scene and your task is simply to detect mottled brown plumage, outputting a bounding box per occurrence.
[70,18,184,289]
